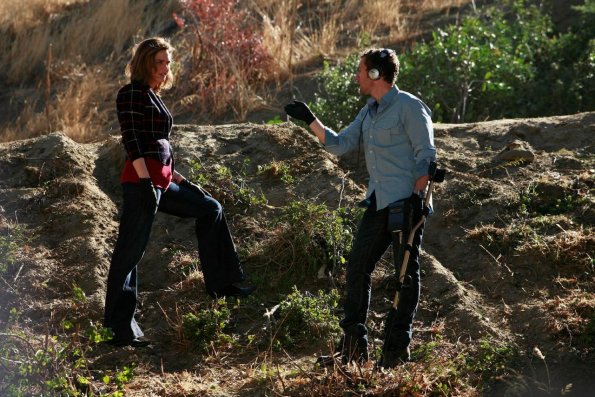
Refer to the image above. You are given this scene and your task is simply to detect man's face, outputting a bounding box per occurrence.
[355,58,372,95]
[150,50,171,90]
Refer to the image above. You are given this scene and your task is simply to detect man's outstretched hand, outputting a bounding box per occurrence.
[284,100,316,125]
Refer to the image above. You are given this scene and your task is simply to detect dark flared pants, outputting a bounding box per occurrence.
[103,182,244,343]
[339,194,424,351]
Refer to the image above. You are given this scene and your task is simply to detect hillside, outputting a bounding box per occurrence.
[1,112,593,396]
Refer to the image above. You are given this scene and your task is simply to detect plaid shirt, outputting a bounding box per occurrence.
[116,82,173,165]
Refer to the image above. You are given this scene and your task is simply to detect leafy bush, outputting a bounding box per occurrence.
[182,299,233,353]
[0,286,131,396]
[252,200,361,291]
[465,338,517,381]
[403,3,547,122]
[274,287,341,348]
[310,53,364,131]
[310,0,595,126]
[0,221,27,274]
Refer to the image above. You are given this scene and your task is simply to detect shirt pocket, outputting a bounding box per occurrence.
[373,123,407,148]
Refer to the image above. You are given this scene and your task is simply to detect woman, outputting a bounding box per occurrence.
[104,37,254,347]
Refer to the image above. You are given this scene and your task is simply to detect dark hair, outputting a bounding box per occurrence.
[361,48,399,84]
[126,37,174,90]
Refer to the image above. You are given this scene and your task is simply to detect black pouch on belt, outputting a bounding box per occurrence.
[387,198,407,232]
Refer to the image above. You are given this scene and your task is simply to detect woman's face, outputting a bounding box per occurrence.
[150,50,171,90]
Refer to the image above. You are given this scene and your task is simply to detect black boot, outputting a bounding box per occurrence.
[317,334,368,366]
[208,283,256,298]
[378,346,410,368]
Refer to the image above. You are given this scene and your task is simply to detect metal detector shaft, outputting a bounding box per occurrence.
[392,163,444,308]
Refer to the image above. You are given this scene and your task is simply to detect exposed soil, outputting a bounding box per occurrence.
[0,112,593,396]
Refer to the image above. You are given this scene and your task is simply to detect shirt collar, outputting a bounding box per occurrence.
[367,85,399,113]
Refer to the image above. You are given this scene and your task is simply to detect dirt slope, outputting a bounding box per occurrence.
[0,113,593,396]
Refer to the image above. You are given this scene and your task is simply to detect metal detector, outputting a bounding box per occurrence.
[381,161,446,365]
[392,161,445,307]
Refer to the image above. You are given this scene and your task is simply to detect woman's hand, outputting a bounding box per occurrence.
[139,178,158,206]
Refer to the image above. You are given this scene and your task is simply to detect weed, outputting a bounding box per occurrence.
[465,338,517,381]
[257,160,294,184]
[273,287,341,348]
[0,220,27,275]
[188,159,266,213]
[182,299,233,353]
[250,200,361,292]
[175,0,273,121]
[0,286,133,396]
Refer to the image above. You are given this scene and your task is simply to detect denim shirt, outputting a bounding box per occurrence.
[324,86,436,210]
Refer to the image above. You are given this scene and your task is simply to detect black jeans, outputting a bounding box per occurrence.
[103,182,245,343]
[340,194,424,351]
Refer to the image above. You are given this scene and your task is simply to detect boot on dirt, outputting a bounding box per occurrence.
[316,334,369,366]
[378,346,410,369]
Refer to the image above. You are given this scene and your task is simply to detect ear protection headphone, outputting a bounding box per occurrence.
[367,49,394,80]
[368,68,381,80]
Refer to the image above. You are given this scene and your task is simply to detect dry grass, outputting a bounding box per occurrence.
[0,0,471,141]
[0,0,84,30]
[0,0,178,143]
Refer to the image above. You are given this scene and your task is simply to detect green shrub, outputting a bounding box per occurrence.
[274,287,341,348]
[0,221,27,275]
[309,53,365,131]
[182,299,233,353]
[0,286,130,397]
[310,0,594,126]
[252,200,361,292]
[465,338,517,382]
[399,0,554,122]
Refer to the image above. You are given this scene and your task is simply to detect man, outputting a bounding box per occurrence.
[284,48,436,367]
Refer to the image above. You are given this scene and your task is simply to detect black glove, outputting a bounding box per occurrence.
[284,100,316,125]
[180,179,212,197]
[139,178,158,206]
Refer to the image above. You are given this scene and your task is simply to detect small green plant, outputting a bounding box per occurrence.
[266,115,285,125]
[257,160,294,184]
[274,287,341,348]
[182,299,233,353]
[0,321,131,396]
[519,182,587,216]
[465,338,516,381]
[0,220,27,274]
[188,159,266,213]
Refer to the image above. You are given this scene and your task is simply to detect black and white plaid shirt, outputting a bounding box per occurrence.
[116,82,173,165]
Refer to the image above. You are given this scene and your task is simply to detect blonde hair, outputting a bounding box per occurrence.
[126,37,174,91]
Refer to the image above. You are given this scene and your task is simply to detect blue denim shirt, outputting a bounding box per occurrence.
[324,86,436,210]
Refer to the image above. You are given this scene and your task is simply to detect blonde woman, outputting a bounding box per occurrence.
[104,37,254,347]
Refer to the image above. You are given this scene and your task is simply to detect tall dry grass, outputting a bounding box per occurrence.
[254,0,469,72]
[0,0,470,143]
[0,0,179,143]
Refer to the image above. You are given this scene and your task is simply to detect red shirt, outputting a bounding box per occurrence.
[120,157,173,189]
